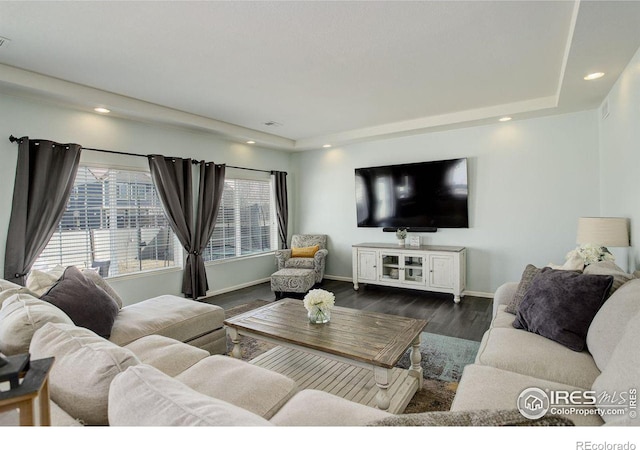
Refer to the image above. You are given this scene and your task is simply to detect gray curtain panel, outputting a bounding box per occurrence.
[148,156,196,297]
[4,137,82,285]
[190,162,226,298]
[271,171,288,249]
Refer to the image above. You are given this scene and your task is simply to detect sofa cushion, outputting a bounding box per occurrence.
[29,322,140,425]
[587,278,640,371]
[124,334,209,377]
[512,268,613,351]
[491,305,517,329]
[109,364,272,426]
[0,279,24,307]
[505,264,541,314]
[591,310,640,424]
[40,266,119,338]
[583,260,634,297]
[475,327,600,389]
[0,290,73,355]
[270,389,392,426]
[284,257,315,269]
[451,364,603,426]
[108,295,224,346]
[175,355,298,419]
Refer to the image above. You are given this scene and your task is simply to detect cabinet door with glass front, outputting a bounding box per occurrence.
[402,254,426,285]
[379,252,402,282]
[379,252,426,285]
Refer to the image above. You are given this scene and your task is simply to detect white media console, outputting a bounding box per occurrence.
[352,242,467,303]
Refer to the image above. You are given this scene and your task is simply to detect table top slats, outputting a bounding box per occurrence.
[224,299,427,368]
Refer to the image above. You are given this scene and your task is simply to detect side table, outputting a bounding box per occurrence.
[0,355,55,426]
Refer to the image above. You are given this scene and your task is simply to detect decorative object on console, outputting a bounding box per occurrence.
[396,228,407,245]
[566,244,615,267]
[303,289,335,324]
[408,236,421,247]
[576,217,630,271]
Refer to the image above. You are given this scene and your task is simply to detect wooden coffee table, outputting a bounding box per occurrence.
[224,299,427,413]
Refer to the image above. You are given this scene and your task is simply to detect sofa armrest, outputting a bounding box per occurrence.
[274,250,292,270]
[314,248,328,264]
[492,282,519,318]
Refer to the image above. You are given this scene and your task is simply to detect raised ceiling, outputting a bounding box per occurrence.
[1,1,640,151]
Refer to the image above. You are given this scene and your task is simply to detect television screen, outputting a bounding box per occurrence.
[355,158,468,228]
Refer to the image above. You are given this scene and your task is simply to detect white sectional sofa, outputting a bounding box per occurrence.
[451,265,640,426]
[0,268,227,357]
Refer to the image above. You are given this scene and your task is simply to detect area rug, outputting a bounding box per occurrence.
[224,300,479,413]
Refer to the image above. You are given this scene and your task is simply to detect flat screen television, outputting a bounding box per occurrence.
[355,158,469,228]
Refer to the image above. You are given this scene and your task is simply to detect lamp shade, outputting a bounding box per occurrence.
[576,217,630,247]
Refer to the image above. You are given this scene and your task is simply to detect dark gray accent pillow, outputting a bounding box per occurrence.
[40,266,119,338]
[505,264,541,314]
[512,268,613,352]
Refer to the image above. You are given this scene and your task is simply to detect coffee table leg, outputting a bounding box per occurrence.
[227,327,242,359]
[409,334,423,389]
[374,367,391,411]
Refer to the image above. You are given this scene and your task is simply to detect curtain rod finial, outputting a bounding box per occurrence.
[9,135,20,143]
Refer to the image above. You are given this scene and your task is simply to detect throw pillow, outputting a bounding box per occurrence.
[26,265,66,297]
[40,266,119,338]
[583,260,633,297]
[291,245,320,258]
[29,322,141,425]
[504,264,541,314]
[512,268,613,352]
[81,269,123,309]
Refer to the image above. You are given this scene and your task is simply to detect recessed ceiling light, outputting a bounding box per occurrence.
[246,140,255,144]
[498,117,512,122]
[94,107,110,114]
[322,144,332,148]
[584,72,604,81]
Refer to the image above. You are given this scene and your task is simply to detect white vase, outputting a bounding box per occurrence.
[398,239,405,246]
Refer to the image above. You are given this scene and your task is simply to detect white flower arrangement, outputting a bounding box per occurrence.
[303,289,335,311]
[566,243,615,266]
[396,228,407,240]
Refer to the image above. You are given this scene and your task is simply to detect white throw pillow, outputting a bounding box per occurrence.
[0,290,73,355]
[109,364,272,426]
[29,322,140,425]
[26,265,66,296]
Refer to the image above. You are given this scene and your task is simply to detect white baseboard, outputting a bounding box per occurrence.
[323,274,353,283]
[203,277,270,298]
[462,290,494,299]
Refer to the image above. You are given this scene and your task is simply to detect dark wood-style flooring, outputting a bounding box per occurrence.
[203,279,493,342]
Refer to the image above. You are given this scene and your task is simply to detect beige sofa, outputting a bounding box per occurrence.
[0,270,227,356]
[451,271,640,426]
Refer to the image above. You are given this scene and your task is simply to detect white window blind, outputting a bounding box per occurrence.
[202,177,275,262]
[34,166,182,277]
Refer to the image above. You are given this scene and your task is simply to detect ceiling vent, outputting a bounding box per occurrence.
[263,121,283,127]
[0,36,10,48]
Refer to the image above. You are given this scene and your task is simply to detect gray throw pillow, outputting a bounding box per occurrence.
[40,266,119,338]
[505,264,541,314]
[512,268,613,352]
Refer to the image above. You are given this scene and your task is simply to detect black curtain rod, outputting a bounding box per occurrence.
[8,135,285,174]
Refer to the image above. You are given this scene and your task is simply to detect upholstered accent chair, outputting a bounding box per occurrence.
[275,234,328,284]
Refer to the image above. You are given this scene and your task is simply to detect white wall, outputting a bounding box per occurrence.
[0,92,293,304]
[599,45,640,272]
[293,111,601,294]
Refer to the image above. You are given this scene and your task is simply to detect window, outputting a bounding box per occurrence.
[202,177,275,262]
[34,166,182,277]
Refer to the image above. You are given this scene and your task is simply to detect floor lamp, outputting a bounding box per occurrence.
[576,217,631,272]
